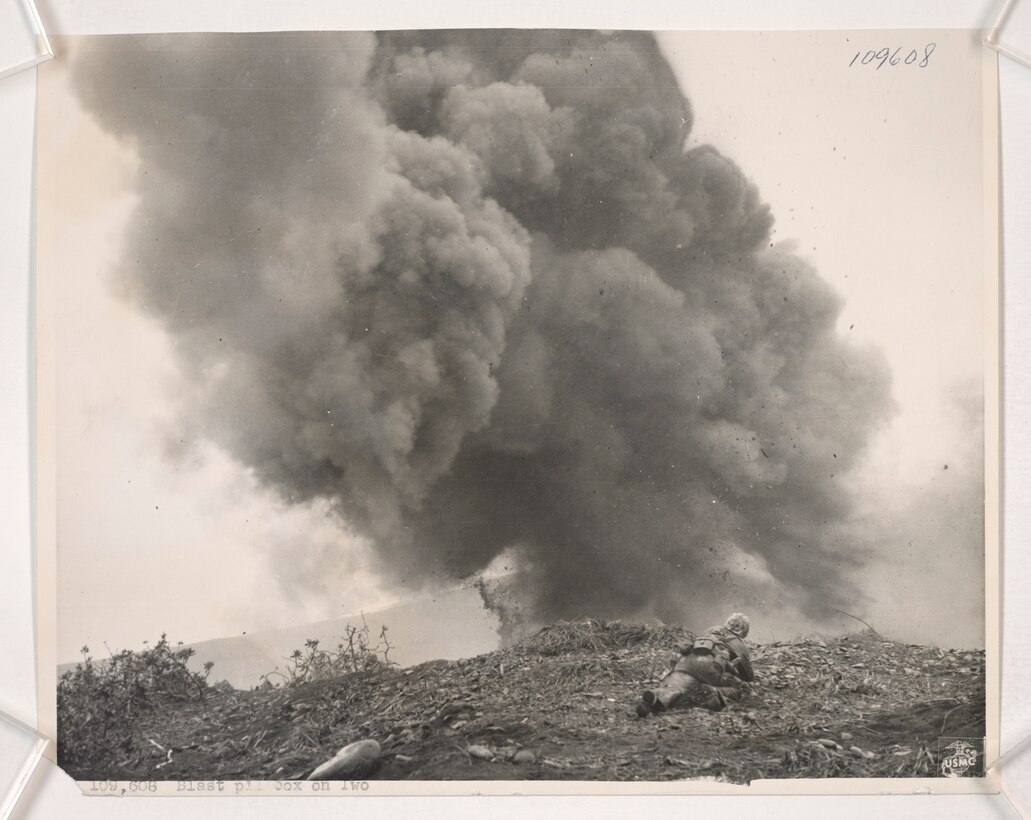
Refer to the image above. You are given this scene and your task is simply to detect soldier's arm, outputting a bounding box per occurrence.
[729,655,755,682]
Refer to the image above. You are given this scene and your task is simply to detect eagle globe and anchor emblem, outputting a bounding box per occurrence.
[940,739,981,777]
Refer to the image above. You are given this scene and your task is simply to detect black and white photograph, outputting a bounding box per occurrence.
[34,28,998,791]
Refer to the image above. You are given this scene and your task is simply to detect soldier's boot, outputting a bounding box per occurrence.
[636,690,663,718]
[645,690,668,711]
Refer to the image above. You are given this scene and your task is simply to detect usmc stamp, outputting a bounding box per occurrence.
[937,737,985,778]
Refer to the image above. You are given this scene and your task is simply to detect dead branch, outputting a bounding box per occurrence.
[835,610,881,638]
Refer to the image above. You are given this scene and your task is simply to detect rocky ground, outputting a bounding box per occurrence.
[59,620,986,783]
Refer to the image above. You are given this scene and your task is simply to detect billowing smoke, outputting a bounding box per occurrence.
[72,31,893,633]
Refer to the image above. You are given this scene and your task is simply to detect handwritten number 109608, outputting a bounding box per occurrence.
[849,44,936,70]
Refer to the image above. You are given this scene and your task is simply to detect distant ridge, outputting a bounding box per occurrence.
[59,585,501,689]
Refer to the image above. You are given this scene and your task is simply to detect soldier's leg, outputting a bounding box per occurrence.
[683,654,741,705]
[641,670,698,713]
[668,680,727,712]
[677,654,737,711]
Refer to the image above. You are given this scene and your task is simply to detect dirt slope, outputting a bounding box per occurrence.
[60,620,986,784]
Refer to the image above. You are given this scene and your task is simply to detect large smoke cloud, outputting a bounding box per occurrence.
[72,31,893,632]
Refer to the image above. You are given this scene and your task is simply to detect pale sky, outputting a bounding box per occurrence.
[40,30,991,662]
[660,30,985,456]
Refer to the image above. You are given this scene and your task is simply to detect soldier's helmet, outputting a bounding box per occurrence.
[724,612,750,639]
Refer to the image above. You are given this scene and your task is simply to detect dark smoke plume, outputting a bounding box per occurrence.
[72,31,893,631]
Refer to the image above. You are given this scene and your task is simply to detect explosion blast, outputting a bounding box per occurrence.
[73,31,893,632]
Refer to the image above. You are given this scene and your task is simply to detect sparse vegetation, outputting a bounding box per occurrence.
[261,617,394,688]
[57,635,212,772]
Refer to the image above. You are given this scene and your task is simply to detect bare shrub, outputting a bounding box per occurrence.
[262,617,394,687]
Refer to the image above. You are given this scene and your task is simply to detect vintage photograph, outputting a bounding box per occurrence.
[35,29,996,790]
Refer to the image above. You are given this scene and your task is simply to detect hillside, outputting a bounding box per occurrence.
[57,620,986,784]
[180,587,500,689]
[57,586,501,690]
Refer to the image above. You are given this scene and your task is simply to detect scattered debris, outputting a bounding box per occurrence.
[466,744,495,761]
[541,757,571,769]
[307,739,381,781]
[58,620,985,784]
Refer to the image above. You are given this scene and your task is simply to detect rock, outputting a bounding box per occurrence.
[307,739,381,781]
[394,754,415,764]
[513,750,536,764]
[849,746,865,757]
[864,751,877,760]
[815,738,839,749]
[840,732,853,741]
[467,744,494,761]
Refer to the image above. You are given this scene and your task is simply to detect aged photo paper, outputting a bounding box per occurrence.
[34,28,999,795]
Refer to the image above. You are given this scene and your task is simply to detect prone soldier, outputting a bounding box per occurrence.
[636,612,754,717]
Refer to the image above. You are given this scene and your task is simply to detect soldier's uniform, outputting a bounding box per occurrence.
[636,613,754,716]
